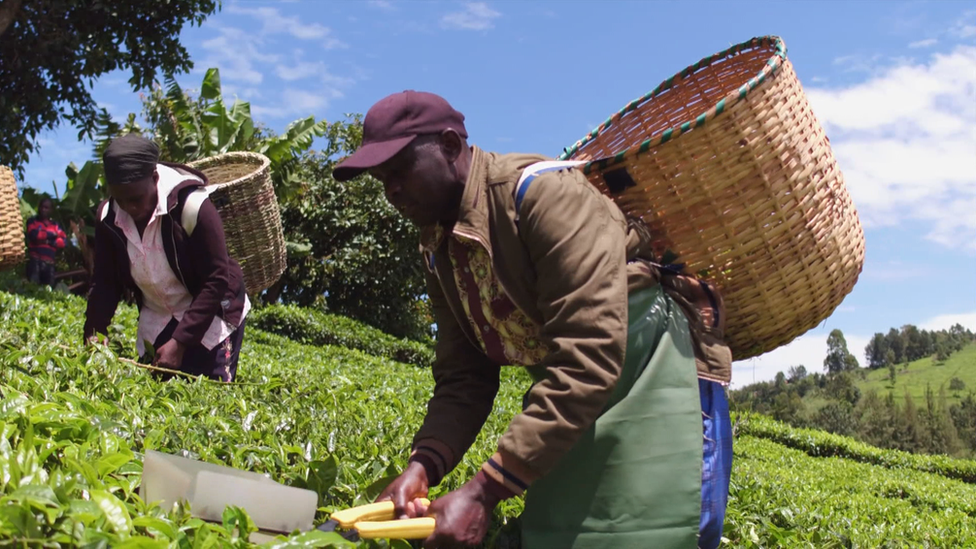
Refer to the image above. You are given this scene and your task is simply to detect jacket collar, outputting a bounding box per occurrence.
[420,146,493,255]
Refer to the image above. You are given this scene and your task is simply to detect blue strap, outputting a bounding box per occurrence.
[513,161,587,223]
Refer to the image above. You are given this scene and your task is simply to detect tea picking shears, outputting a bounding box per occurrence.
[318,499,436,541]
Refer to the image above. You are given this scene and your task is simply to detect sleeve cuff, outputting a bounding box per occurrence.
[480,450,540,497]
[474,469,518,502]
[409,438,455,486]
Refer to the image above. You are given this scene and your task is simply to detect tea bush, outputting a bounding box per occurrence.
[2,285,975,547]
[249,304,434,368]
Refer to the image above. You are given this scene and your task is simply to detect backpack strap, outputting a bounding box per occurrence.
[513,160,587,224]
[181,187,212,237]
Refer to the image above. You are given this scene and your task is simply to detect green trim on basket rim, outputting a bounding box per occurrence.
[558,36,788,175]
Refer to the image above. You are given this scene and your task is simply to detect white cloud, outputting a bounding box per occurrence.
[368,0,395,10]
[441,2,501,31]
[950,10,976,39]
[731,332,871,388]
[276,61,328,82]
[227,5,334,40]
[909,38,938,48]
[199,26,279,84]
[921,312,976,332]
[832,53,883,73]
[252,88,340,120]
[806,45,976,251]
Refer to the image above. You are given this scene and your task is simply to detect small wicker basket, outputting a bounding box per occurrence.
[1,166,26,271]
[560,36,865,360]
[187,152,286,297]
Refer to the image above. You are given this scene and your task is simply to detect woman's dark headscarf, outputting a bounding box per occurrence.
[102,134,160,186]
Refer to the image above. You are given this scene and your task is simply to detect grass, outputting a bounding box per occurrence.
[857,343,976,406]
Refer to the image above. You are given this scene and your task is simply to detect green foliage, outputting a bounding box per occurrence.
[725,435,976,548]
[951,377,967,392]
[0,0,220,174]
[270,119,430,340]
[3,284,976,546]
[786,364,807,383]
[736,414,976,484]
[824,329,859,375]
[867,323,973,369]
[249,305,434,368]
[140,68,329,204]
[0,286,524,548]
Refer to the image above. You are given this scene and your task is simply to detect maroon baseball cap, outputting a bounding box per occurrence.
[332,90,468,181]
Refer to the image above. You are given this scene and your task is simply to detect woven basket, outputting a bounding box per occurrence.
[1,165,26,271]
[187,152,286,297]
[559,36,865,360]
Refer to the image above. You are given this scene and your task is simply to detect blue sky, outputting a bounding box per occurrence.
[16,0,976,386]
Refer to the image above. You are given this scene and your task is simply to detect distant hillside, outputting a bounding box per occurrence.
[858,342,976,406]
[731,342,976,460]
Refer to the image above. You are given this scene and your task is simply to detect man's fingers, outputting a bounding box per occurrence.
[413,497,430,516]
[401,500,416,520]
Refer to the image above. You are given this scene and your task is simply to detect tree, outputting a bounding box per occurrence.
[774,371,787,390]
[812,401,858,437]
[889,362,897,385]
[772,391,804,425]
[886,327,905,364]
[949,393,976,455]
[273,126,431,340]
[826,371,861,406]
[0,0,220,174]
[949,377,966,393]
[787,365,808,383]
[865,333,889,369]
[924,386,961,456]
[903,324,926,362]
[824,329,859,375]
[856,390,896,449]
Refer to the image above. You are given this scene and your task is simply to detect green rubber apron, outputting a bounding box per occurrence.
[519,285,703,549]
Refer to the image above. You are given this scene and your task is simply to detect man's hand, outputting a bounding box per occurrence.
[155,339,186,371]
[420,474,501,549]
[86,334,109,347]
[377,461,430,519]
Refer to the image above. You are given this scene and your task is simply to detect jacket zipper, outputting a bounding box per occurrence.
[169,214,189,291]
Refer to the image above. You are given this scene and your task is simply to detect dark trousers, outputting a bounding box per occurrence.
[141,317,247,382]
[26,258,56,287]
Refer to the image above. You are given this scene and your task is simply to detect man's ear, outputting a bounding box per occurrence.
[440,129,464,163]
[153,170,160,184]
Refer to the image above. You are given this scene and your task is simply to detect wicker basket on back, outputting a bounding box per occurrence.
[559,36,865,360]
[187,152,286,297]
[1,166,26,271]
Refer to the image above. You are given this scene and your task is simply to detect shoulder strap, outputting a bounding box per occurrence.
[98,201,111,222]
[181,188,212,237]
[513,160,586,223]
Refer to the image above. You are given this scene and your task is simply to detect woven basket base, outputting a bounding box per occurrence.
[1,166,26,271]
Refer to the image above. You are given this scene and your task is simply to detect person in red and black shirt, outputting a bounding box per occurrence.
[25,197,66,287]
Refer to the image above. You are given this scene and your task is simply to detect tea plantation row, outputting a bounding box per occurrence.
[1,286,975,547]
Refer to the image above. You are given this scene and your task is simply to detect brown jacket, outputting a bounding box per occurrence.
[410,146,731,494]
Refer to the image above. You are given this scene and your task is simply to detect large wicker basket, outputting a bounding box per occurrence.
[1,166,26,271]
[187,152,286,297]
[559,36,865,360]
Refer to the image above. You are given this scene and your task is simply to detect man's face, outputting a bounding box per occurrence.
[108,173,158,226]
[38,201,53,220]
[369,134,463,227]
